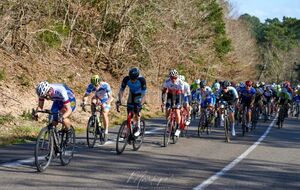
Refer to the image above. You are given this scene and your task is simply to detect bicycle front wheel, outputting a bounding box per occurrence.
[60,126,76,166]
[163,120,172,147]
[224,117,231,143]
[116,121,129,154]
[35,127,53,172]
[86,116,97,148]
[133,120,146,151]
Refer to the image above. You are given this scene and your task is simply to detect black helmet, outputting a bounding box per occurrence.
[200,80,207,88]
[222,80,231,88]
[129,67,140,80]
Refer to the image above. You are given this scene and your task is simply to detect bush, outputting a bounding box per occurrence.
[0,69,6,81]
[0,114,14,125]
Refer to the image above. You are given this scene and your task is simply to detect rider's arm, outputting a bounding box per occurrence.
[37,98,45,110]
[117,77,129,103]
[62,102,72,119]
[139,77,147,104]
[82,84,95,104]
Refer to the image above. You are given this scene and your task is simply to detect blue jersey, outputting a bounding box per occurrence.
[85,82,112,103]
[201,94,216,108]
[120,76,147,95]
[240,87,256,103]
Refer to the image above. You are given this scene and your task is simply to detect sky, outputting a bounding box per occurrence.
[228,0,300,22]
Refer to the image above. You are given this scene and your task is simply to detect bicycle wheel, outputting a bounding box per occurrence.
[98,118,105,145]
[60,126,75,166]
[241,111,246,136]
[163,120,172,147]
[207,115,214,135]
[133,120,146,151]
[252,108,258,130]
[224,117,230,142]
[197,114,205,136]
[86,116,97,148]
[35,127,54,172]
[172,123,178,144]
[116,121,129,154]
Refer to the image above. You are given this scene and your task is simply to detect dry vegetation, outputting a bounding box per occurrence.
[0,0,260,144]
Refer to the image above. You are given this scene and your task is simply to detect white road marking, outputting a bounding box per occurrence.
[193,119,276,190]
[1,157,35,168]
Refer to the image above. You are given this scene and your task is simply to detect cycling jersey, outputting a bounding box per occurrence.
[85,82,112,103]
[182,81,191,104]
[217,86,239,105]
[120,76,147,113]
[240,87,256,104]
[39,84,76,120]
[120,76,147,95]
[163,78,184,108]
[201,94,216,108]
[278,92,292,105]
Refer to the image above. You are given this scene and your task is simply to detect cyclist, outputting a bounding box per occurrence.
[217,80,239,136]
[239,81,256,130]
[116,67,147,137]
[35,81,76,133]
[191,79,200,93]
[294,85,300,117]
[263,85,273,120]
[212,80,220,94]
[82,75,113,142]
[276,88,292,125]
[179,75,191,125]
[201,87,216,111]
[162,69,184,137]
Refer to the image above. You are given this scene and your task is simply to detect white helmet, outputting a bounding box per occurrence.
[169,69,178,78]
[204,86,212,95]
[195,79,200,85]
[36,81,50,97]
[179,75,185,82]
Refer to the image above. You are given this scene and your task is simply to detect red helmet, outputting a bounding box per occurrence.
[245,80,253,87]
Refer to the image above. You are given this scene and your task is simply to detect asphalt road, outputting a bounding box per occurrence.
[0,115,299,190]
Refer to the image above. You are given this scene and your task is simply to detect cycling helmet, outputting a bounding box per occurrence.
[169,69,178,78]
[260,82,265,87]
[195,79,200,85]
[204,86,212,95]
[129,67,140,80]
[200,80,207,88]
[222,80,231,88]
[179,75,185,82]
[36,81,51,97]
[212,82,220,90]
[245,80,253,87]
[91,75,101,86]
[240,82,245,88]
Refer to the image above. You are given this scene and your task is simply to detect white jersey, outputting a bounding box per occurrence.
[39,84,74,104]
[163,78,184,95]
[183,81,191,96]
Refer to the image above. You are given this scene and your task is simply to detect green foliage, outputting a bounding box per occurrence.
[214,36,232,58]
[103,14,121,40]
[17,74,30,86]
[0,68,6,81]
[0,114,14,125]
[38,22,70,48]
[177,63,186,76]
[21,110,33,121]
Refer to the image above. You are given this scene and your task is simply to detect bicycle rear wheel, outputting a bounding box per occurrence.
[60,126,76,166]
[197,114,205,136]
[133,120,146,151]
[163,120,172,147]
[116,121,129,154]
[35,127,53,172]
[86,116,97,148]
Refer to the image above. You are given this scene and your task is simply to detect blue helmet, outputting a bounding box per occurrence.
[129,67,140,80]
